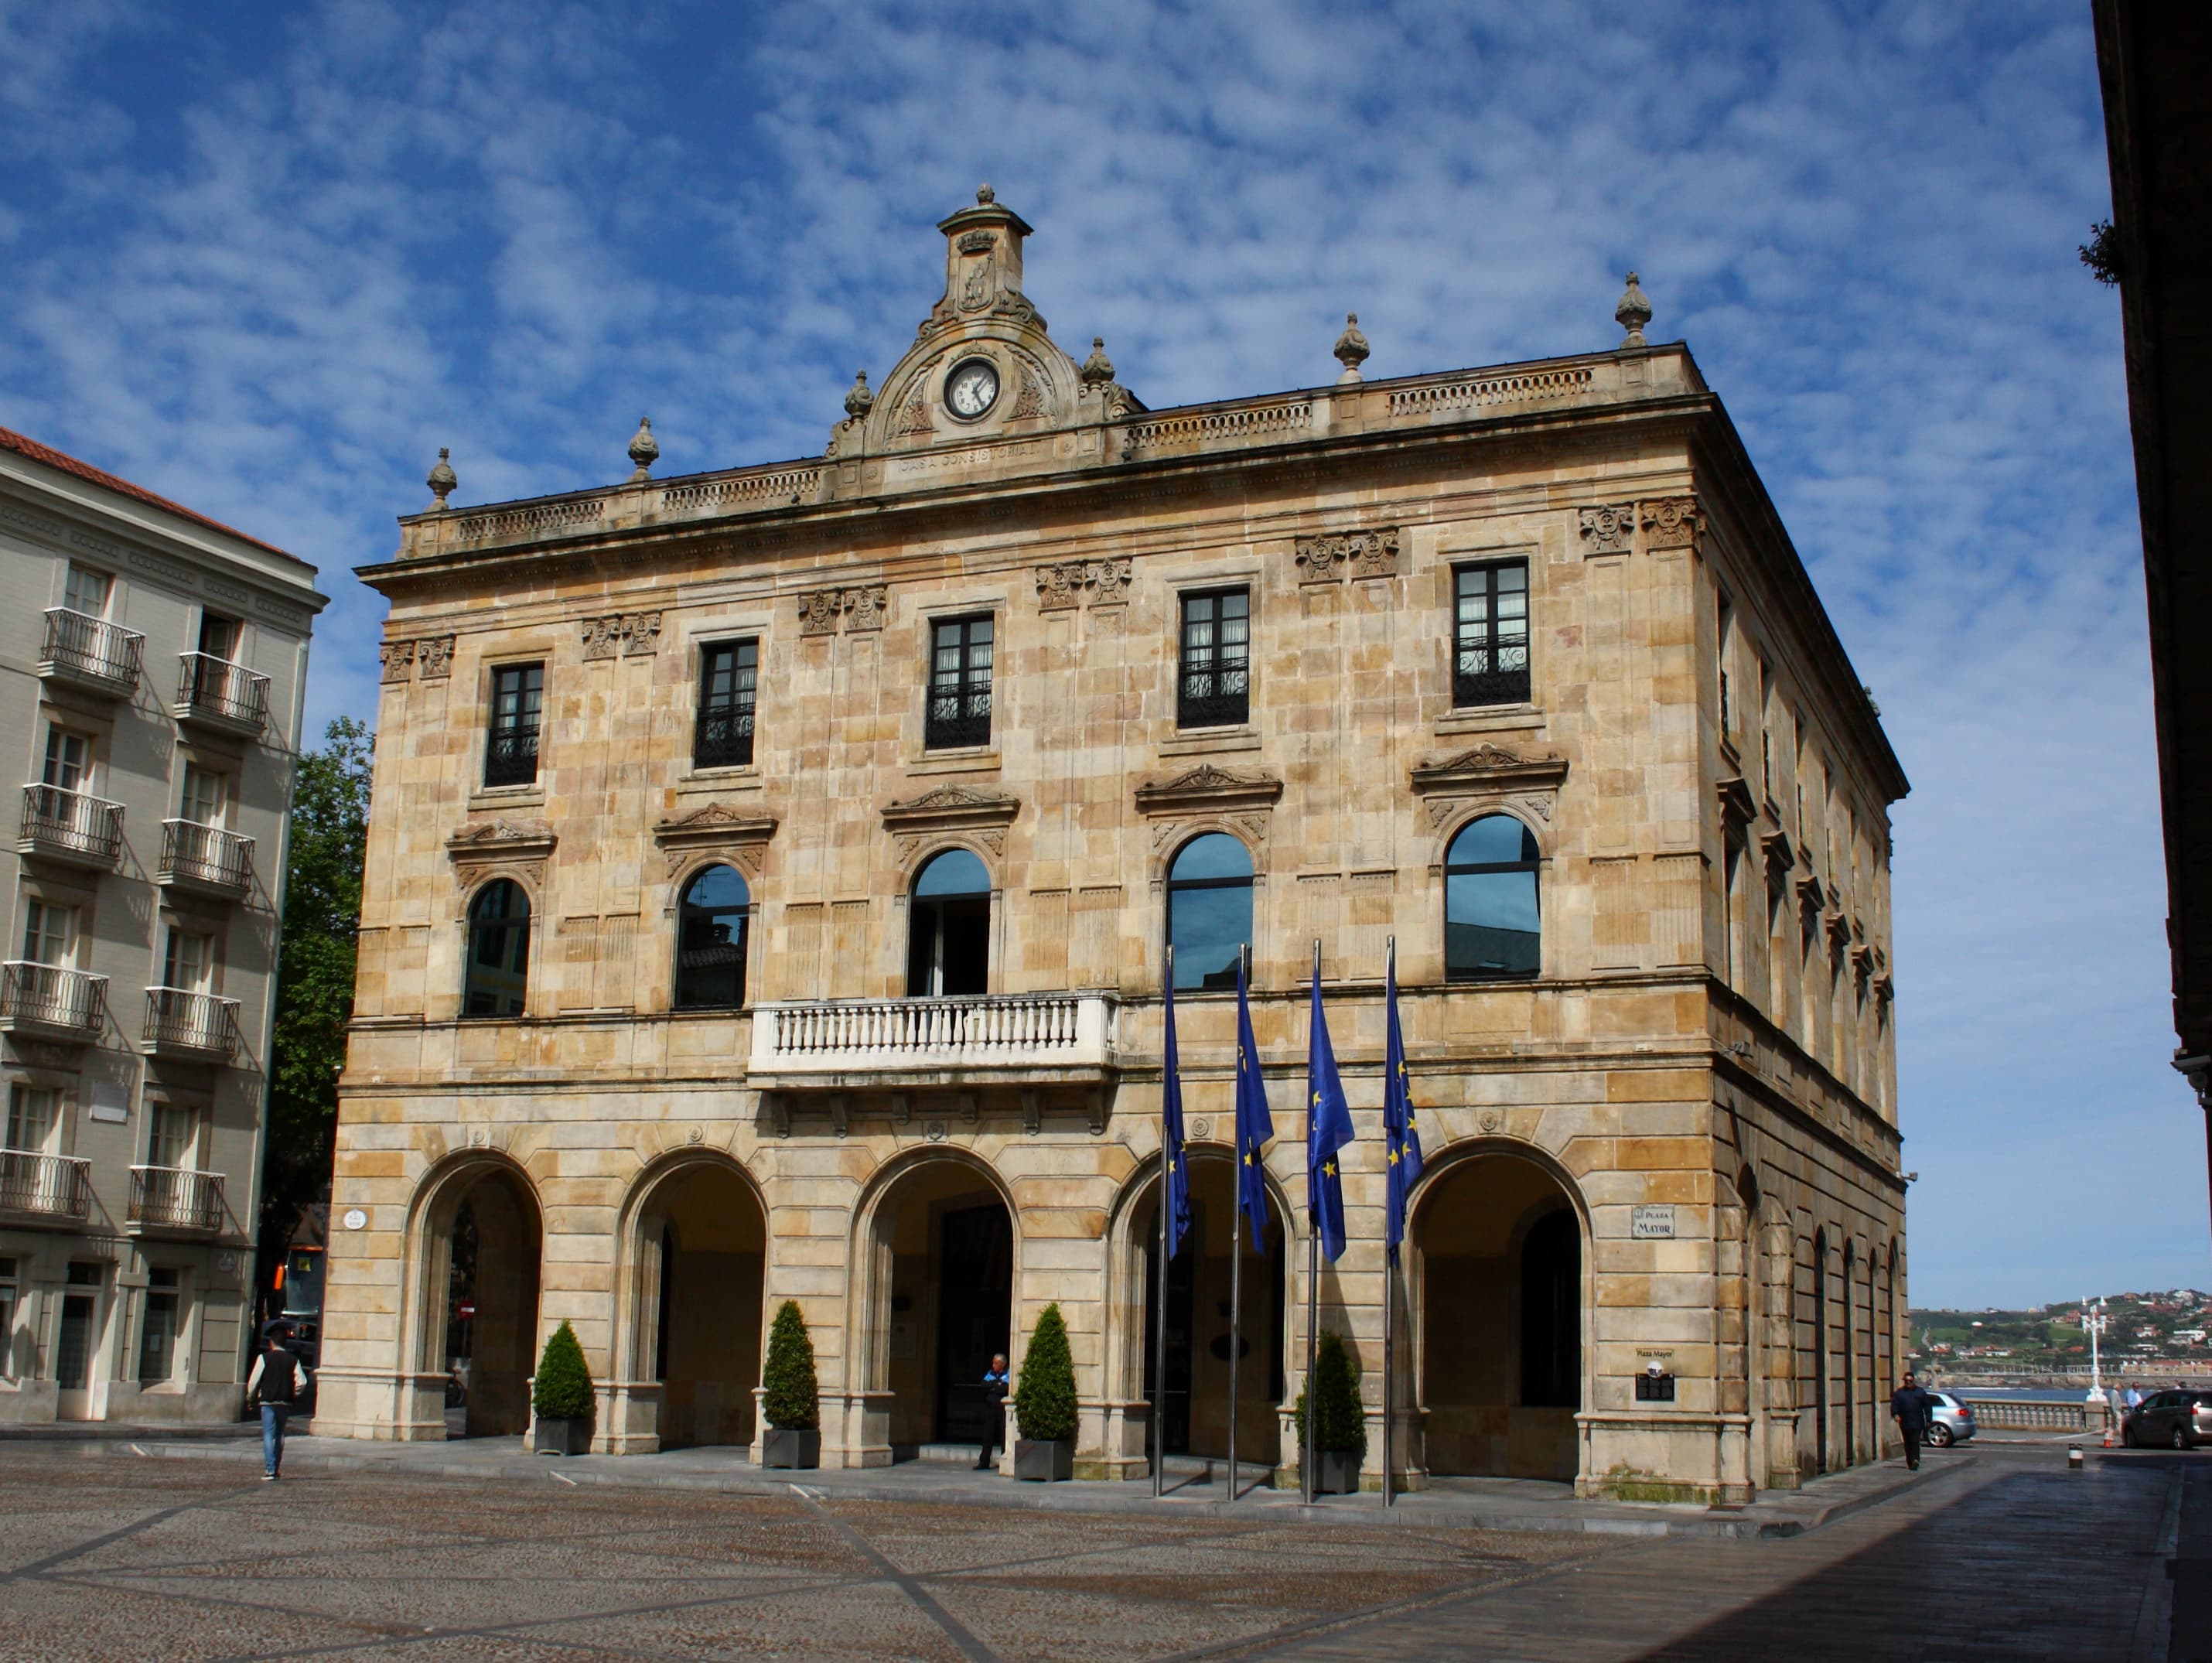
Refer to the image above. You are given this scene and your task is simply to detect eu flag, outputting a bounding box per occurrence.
[1233,954,1275,1252]
[1161,966,1191,1258]
[1306,962,1353,1264]
[1383,944,1425,1261]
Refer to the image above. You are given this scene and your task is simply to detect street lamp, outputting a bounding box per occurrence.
[2084,1297,2108,1405]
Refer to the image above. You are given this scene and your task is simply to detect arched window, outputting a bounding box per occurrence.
[674,864,749,1009]
[1445,814,1541,981]
[1166,833,1253,992]
[463,879,531,1018]
[908,849,991,996]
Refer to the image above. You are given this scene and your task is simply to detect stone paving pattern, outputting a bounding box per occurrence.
[0,1443,2201,1661]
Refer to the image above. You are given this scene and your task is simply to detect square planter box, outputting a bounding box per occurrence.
[534,1416,591,1456]
[1013,1438,1072,1482]
[1313,1450,1362,1495]
[763,1427,820,1469]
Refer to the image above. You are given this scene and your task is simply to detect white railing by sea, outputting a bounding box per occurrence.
[750,992,1118,1077]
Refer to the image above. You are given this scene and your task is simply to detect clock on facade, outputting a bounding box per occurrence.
[944,357,999,420]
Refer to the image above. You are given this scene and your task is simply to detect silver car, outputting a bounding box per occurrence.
[1923,1390,1976,1447]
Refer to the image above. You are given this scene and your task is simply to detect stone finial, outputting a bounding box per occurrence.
[426,447,456,511]
[976,183,995,205]
[1333,312,1370,384]
[844,370,876,421]
[626,416,660,482]
[1615,271,1652,348]
[1079,336,1116,388]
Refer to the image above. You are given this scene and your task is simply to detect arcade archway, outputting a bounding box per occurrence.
[1415,1151,1584,1481]
[428,1162,541,1439]
[632,1159,768,1450]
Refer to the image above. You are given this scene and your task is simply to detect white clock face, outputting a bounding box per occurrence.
[945,359,999,419]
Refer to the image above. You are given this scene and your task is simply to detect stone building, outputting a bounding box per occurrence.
[0,426,326,1424]
[321,190,1908,1501]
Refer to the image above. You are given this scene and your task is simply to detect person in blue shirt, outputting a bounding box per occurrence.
[1889,1369,1934,1470]
[975,1353,1009,1471]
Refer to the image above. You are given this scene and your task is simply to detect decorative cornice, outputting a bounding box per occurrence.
[418,635,455,679]
[582,610,661,661]
[1408,743,1570,797]
[1133,764,1285,820]
[1718,775,1757,830]
[881,784,1022,859]
[1760,828,1796,874]
[651,803,778,879]
[379,640,415,684]
[1640,496,1702,553]
[797,586,889,636]
[445,820,555,887]
[1293,526,1399,584]
[1035,557,1133,611]
[1577,502,1635,556]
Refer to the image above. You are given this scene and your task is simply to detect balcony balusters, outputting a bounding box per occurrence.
[143,986,241,1059]
[128,1165,226,1232]
[175,652,270,734]
[39,609,145,695]
[157,819,256,896]
[0,1149,90,1219]
[0,962,107,1040]
[17,784,125,869]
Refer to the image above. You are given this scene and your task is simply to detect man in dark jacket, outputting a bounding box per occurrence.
[1889,1370,1933,1470]
[247,1321,310,1480]
[976,1353,1009,1471]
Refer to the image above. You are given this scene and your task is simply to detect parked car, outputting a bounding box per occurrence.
[2123,1389,2210,1450]
[1924,1391,1975,1447]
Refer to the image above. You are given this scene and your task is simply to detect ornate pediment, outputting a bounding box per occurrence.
[1409,744,1570,796]
[445,820,555,886]
[1133,765,1285,819]
[881,784,1021,861]
[651,804,778,879]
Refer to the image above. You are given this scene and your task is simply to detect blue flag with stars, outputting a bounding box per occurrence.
[1306,962,1354,1264]
[1161,966,1191,1258]
[1383,945,1425,1262]
[1233,954,1275,1252]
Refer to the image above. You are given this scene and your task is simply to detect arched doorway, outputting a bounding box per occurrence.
[432,1163,541,1438]
[908,850,991,996]
[633,1160,767,1449]
[1415,1151,1583,1482]
[1133,1153,1288,1467]
[862,1157,1015,1454]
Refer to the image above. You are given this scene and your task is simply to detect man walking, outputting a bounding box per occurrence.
[1889,1368,1932,1470]
[976,1352,1010,1471]
[247,1320,310,1480]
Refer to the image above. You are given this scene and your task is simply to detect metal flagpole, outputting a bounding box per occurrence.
[1304,937,1321,1508]
[1382,939,1396,1509]
[1228,942,1247,1505]
[1155,946,1173,1499]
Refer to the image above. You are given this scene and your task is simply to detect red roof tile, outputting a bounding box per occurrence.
[0,425,308,565]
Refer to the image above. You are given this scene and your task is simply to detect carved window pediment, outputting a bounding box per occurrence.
[1133,764,1285,821]
[882,784,1021,861]
[1718,776,1756,831]
[445,820,555,889]
[651,804,778,879]
[1408,744,1569,797]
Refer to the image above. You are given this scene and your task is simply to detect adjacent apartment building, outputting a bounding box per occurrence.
[0,427,326,1424]
[321,190,1906,1501]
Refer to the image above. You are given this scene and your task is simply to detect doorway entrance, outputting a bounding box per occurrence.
[56,1261,104,1420]
[1137,1156,1286,1467]
[1416,1153,1583,1481]
[640,1161,766,1450]
[907,850,991,996]
[438,1166,541,1438]
[869,1159,1012,1454]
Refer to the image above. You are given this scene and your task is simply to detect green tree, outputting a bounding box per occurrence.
[760,1300,820,1430]
[1292,1330,1367,1460]
[533,1320,595,1421]
[1013,1303,1077,1442]
[258,719,374,1268]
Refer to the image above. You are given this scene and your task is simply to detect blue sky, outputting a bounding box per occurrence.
[0,0,2189,1307]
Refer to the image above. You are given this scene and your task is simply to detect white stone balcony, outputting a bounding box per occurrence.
[128,1164,226,1234]
[0,1149,90,1222]
[39,608,144,697]
[17,784,125,871]
[746,992,1121,1095]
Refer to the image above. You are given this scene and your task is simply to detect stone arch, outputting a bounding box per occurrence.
[403,1149,542,1439]
[1408,1138,1592,1484]
[900,845,1002,999]
[1428,801,1554,870]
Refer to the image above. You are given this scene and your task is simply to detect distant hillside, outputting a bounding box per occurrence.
[1910,1288,2209,1372]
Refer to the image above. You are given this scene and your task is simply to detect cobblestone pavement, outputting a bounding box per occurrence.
[0,1444,2196,1661]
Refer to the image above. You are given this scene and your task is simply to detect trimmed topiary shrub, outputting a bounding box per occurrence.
[1292,1330,1367,1460]
[532,1320,595,1422]
[1013,1303,1078,1443]
[760,1299,820,1431]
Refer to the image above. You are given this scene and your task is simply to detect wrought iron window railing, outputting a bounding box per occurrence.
[1177,666,1249,729]
[483,725,541,787]
[158,819,256,893]
[128,1165,225,1232]
[1451,662,1532,707]
[19,784,125,865]
[1452,561,1531,709]
[176,652,271,732]
[924,691,992,750]
[1177,589,1250,728]
[693,702,755,770]
[0,962,106,1038]
[41,609,145,692]
[0,1149,90,1218]
[143,986,241,1058]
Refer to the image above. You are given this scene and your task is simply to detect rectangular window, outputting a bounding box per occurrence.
[1452,562,1531,707]
[63,565,111,618]
[484,663,544,787]
[693,640,758,770]
[925,616,993,750]
[138,1268,181,1385]
[42,728,90,794]
[1178,588,1250,729]
[179,765,225,827]
[1716,592,1736,740]
[6,1085,56,1152]
[196,611,241,662]
[21,899,73,966]
[162,928,213,992]
[147,1103,194,1170]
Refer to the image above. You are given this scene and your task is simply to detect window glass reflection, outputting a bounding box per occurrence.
[1167,833,1253,991]
[675,864,749,1009]
[1445,815,1540,980]
[464,879,531,1016]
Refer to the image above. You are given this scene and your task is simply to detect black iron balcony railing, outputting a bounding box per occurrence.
[1177,665,1249,729]
[1452,648,1531,709]
[128,1165,225,1232]
[0,1149,90,1219]
[157,819,255,896]
[175,652,270,733]
[483,726,540,787]
[40,609,145,695]
[0,962,106,1040]
[692,702,755,770]
[18,784,125,868]
[143,986,241,1060]
[923,691,992,750]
